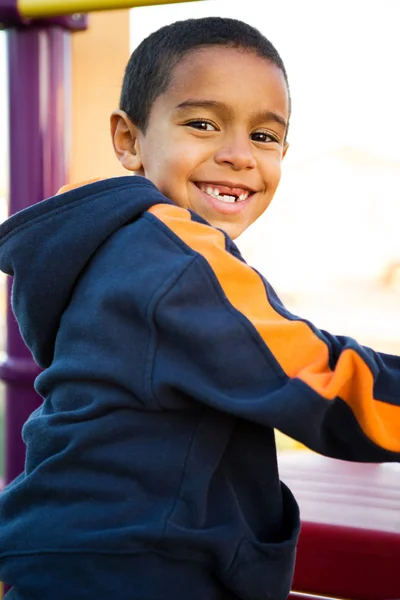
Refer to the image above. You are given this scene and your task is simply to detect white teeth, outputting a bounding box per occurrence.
[198,184,250,203]
[206,186,219,197]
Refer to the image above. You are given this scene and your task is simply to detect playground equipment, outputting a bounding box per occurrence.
[4,0,196,19]
[280,451,400,600]
[0,1,399,598]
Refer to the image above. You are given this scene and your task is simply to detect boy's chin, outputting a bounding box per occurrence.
[210,219,246,240]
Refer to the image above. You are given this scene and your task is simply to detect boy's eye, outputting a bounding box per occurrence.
[251,131,280,143]
[186,120,217,131]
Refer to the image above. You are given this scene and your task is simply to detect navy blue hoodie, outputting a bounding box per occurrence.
[0,176,399,600]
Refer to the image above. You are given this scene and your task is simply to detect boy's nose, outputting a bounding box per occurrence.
[214,134,256,171]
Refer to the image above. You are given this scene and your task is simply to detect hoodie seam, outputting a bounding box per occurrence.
[144,254,198,409]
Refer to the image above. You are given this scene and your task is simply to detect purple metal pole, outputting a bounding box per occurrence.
[0,0,21,26]
[1,25,71,485]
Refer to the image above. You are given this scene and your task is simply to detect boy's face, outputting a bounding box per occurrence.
[112,46,289,239]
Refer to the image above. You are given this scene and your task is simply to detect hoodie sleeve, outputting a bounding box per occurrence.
[147,204,400,463]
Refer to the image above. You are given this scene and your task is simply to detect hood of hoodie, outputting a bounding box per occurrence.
[0,176,172,368]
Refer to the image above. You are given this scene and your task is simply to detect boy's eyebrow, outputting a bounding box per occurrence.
[175,99,287,130]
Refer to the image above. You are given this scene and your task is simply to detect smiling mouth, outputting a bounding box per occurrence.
[195,183,254,203]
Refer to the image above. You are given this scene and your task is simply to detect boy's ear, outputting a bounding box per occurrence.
[110,110,143,173]
[282,141,289,159]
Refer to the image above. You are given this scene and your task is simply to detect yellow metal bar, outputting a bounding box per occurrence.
[18,0,200,19]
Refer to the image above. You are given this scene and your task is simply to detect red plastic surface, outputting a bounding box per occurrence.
[279,452,400,600]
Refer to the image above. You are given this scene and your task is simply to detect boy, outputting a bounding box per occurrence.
[0,16,399,600]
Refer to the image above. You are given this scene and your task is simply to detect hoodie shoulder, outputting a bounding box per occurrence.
[0,176,159,242]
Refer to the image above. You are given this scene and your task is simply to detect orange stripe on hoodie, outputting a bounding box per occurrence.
[149,203,400,452]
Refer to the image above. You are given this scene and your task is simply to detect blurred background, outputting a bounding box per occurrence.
[0,0,399,464]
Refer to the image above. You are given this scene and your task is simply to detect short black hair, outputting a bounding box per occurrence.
[120,16,291,135]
